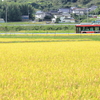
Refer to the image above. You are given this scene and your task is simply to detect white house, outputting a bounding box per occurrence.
[51,12,75,23]
[60,13,75,23]
[62,13,71,18]
[60,17,75,23]
[72,8,88,15]
[51,12,68,23]
[35,11,45,21]
[51,18,56,23]
[52,12,62,23]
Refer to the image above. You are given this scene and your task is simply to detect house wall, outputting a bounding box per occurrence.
[21,16,29,21]
[60,17,75,23]
[35,13,45,19]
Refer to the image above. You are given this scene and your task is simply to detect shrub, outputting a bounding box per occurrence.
[0,25,75,31]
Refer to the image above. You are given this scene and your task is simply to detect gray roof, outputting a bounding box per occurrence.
[73,8,88,11]
[89,5,98,11]
[62,13,70,15]
[36,11,44,14]
[49,10,59,14]
[58,8,71,13]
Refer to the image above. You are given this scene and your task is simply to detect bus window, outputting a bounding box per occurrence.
[84,27,89,31]
[99,27,100,31]
[95,27,100,33]
[90,27,94,31]
[76,27,81,33]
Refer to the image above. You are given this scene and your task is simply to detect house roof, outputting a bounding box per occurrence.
[36,11,44,14]
[89,5,97,8]
[58,8,71,13]
[71,7,77,10]
[73,8,88,11]
[89,5,98,11]
[49,10,59,14]
[62,13,71,16]
[45,12,53,17]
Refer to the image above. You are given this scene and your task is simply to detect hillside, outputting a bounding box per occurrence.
[0,0,100,10]
[5,0,100,11]
[6,0,100,6]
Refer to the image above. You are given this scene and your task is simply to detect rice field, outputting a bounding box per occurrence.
[0,35,100,100]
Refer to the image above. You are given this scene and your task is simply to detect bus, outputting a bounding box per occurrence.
[76,24,100,33]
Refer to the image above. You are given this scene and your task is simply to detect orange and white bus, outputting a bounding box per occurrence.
[76,24,100,33]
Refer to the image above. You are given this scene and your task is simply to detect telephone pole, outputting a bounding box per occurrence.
[87,8,88,23]
[2,0,7,22]
[5,5,7,23]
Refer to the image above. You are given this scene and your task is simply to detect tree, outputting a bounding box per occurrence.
[7,3,21,21]
[14,0,17,2]
[0,2,8,21]
[19,3,34,19]
[44,15,53,21]
[55,18,61,23]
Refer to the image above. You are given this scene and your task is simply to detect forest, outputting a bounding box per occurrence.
[0,2,34,21]
[3,0,100,8]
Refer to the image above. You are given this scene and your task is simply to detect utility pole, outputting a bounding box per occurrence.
[87,8,88,23]
[5,5,7,23]
[2,0,7,22]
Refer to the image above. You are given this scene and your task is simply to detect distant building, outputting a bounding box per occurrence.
[89,5,98,12]
[71,7,77,10]
[89,15,97,18]
[51,12,75,23]
[21,15,29,21]
[72,8,88,15]
[49,10,59,15]
[51,18,56,23]
[58,8,71,14]
[60,17,75,23]
[35,11,45,21]
[51,13,62,23]
[0,18,5,23]
[62,13,71,18]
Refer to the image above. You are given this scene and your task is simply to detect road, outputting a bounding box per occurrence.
[0,33,100,35]
[0,33,77,34]
[0,23,77,26]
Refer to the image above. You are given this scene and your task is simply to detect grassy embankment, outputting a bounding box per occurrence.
[0,22,75,33]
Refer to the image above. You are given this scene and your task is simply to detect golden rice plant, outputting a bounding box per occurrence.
[0,41,100,100]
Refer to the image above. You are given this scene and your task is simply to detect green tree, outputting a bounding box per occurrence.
[44,15,53,21]
[56,18,61,23]
[19,3,34,19]
[7,3,21,21]
[0,2,7,21]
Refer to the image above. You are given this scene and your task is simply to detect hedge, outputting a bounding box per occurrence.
[0,25,75,31]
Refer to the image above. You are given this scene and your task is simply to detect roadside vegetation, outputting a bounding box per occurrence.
[0,25,75,33]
